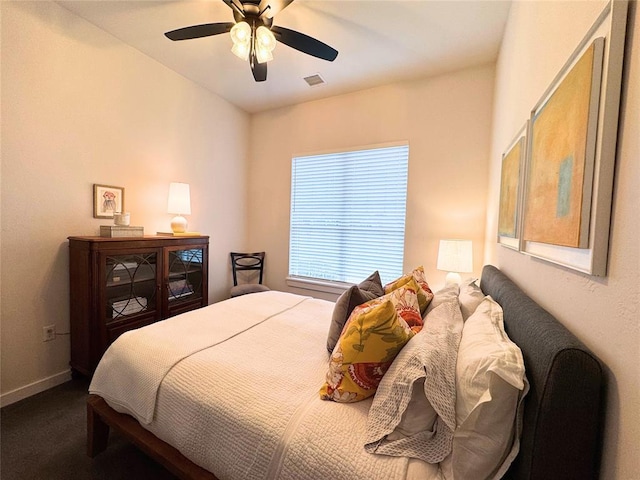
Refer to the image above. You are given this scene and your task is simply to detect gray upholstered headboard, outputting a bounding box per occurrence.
[480,265,604,480]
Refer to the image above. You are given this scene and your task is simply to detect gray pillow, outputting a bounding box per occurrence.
[357,270,384,298]
[459,278,485,320]
[326,271,383,353]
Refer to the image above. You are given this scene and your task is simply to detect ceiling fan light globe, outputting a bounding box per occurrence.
[230,21,251,45]
[256,26,276,51]
[255,45,273,64]
[231,42,250,61]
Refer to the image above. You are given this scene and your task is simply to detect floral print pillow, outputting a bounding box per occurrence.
[319,287,419,403]
[384,266,434,315]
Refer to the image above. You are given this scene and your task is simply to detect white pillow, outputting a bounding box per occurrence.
[458,278,485,321]
[424,283,459,315]
[444,296,528,480]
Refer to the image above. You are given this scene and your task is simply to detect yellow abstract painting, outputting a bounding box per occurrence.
[498,137,523,238]
[523,39,602,248]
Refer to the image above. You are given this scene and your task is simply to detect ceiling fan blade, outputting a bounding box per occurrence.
[165,23,234,41]
[271,26,338,61]
[251,53,268,82]
[258,0,294,19]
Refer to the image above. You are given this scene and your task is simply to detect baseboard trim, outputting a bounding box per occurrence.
[1,370,72,408]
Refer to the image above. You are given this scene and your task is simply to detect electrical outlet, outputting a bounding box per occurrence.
[43,325,56,342]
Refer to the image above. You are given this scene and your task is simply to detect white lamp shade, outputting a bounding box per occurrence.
[167,182,191,215]
[231,41,250,61]
[230,21,251,45]
[255,45,274,64]
[437,239,473,273]
[256,26,276,51]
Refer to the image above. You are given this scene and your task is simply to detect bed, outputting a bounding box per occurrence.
[86,265,604,479]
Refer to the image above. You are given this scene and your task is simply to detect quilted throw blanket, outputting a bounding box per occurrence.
[89,291,311,424]
[364,298,464,462]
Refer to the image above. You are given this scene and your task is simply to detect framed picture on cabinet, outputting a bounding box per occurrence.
[93,184,125,219]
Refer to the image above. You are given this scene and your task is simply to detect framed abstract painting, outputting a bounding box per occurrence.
[498,123,527,250]
[523,39,604,250]
[521,0,628,276]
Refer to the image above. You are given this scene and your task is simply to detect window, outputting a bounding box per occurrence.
[289,143,409,288]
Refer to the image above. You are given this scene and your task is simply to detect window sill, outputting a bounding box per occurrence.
[285,276,353,296]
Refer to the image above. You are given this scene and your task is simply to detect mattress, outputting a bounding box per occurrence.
[90,291,441,480]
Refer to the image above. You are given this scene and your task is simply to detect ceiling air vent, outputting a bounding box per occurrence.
[303,74,326,87]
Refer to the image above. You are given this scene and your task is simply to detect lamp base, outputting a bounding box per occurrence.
[445,272,462,286]
[170,215,188,233]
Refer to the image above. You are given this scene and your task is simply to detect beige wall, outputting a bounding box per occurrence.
[4,2,636,476]
[248,65,495,299]
[486,1,640,477]
[0,1,250,402]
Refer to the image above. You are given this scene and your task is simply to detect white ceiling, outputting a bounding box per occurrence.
[57,0,511,113]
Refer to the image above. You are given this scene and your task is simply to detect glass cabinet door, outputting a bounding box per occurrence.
[167,248,204,307]
[104,253,158,323]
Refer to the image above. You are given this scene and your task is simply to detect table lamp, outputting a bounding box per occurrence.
[167,182,191,233]
[436,239,473,285]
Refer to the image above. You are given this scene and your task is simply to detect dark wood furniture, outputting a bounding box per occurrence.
[69,235,209,376]
[87,395,216,479]
[86,265,603,480]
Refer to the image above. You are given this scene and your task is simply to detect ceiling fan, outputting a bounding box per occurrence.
[164,0,339,82]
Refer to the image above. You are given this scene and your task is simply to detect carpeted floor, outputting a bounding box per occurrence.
[1,378,177,480]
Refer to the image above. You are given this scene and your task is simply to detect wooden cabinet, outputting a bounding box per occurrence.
[68,235,209,376]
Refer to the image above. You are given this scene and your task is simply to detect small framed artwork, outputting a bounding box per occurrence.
[93,184,124,219]
[498,122,527,250]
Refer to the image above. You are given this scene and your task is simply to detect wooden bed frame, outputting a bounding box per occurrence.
[87,265,604,480]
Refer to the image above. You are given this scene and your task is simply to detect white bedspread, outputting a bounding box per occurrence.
[90,291,442,480]
[90,291,311,424]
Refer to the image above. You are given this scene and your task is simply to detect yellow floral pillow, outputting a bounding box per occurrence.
[384,266,434,316]
[320,287,418,403]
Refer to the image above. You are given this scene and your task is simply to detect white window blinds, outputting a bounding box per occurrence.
[289,144,409,285]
